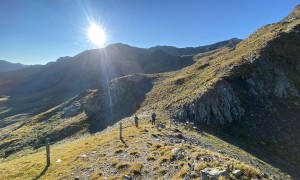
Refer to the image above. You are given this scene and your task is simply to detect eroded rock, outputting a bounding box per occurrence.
[169,80,244,125]
[200,168,229,180]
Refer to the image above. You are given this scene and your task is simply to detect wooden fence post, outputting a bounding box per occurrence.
[46,138,50,166]
[120,122,122,139]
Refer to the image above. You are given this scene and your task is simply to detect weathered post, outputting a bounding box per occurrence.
[46,138,50,166]
[120,122,122,139]
[170,119,172,129]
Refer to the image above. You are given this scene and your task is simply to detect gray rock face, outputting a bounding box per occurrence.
[169,80,244,125]
[244,66,300,99]
[169,52,299,126]
[62,101,84,118]
[273,71,299,98]
[85,74,153,131]
[232,169,243,177]
[200,168,229,180]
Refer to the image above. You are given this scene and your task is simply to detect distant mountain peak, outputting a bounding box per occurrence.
[105,43,139,50]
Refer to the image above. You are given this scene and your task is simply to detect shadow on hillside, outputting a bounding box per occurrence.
[34,165,49,180]
[120,137,128,147]
[0,89,78,121]
[86,74,154,133]
[201,126,300,179]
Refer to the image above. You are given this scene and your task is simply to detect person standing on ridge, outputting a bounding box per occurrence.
[134,115,139,128]
[151,112,156,125]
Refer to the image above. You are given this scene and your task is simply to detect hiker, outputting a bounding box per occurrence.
[151,112,156,125]
[134,115,139,127]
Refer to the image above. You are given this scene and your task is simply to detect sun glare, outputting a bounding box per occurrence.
[88,23,106,47]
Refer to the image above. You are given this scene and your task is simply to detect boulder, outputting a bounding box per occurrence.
[171,147,185,160]
[171,148,182,156]
[200,168,229,180]
[232,169,243,177]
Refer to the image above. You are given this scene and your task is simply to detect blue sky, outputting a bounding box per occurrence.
[0,0,299,65]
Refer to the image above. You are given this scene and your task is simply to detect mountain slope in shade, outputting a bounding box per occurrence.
[0,39,239,118]
[0,60,28,72]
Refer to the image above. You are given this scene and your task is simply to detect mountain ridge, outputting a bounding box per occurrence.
[0,38,239,119]
[0,60,28,72]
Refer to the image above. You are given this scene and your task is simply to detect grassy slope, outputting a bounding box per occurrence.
[139,18,300,112]
[0,42,227,159]
[0,90,96,159]
[0,116,265,180]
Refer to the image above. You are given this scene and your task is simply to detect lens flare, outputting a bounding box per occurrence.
[88,23,106,47]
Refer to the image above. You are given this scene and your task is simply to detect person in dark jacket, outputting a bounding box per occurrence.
[151,112,156,125]
[134,115,139,127]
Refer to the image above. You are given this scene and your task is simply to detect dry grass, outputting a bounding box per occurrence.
[114,148,124,154]
[158,152,176,163]
[129,150,139,156]
[116,162,131,170]
[91,170,103,180]
[152,164,159,171]
[194,162,207,171]
[231,162,260,178]
[158,167,167,175]
[130,161,143,174]
[218,176,226,180]
[176,166,189,178]
[146,154,156,161]
[110,158,120,167]
[0,124,146,179]
[0,121,262,180]
[151,143,163,150]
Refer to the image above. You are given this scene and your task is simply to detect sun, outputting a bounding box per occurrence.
[88,23,106,47]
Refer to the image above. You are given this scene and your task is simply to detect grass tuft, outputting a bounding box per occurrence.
[130,161,143,175]
[91,170,103,180]
[158,167,167,175]
[194,162,207,171]
[110,158,119,167]
[146,154,156,161]
[114,148,124,154]
[176,166,189,178]
[116,162,130,170]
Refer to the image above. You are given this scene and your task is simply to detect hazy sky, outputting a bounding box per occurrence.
[0,0,299,65]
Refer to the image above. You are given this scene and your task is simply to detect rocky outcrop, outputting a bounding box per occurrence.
[200,168,229,180]
[168,15,300,126]
[245,68,299,98]
[168,80,244,125]
[85,74,153,131]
